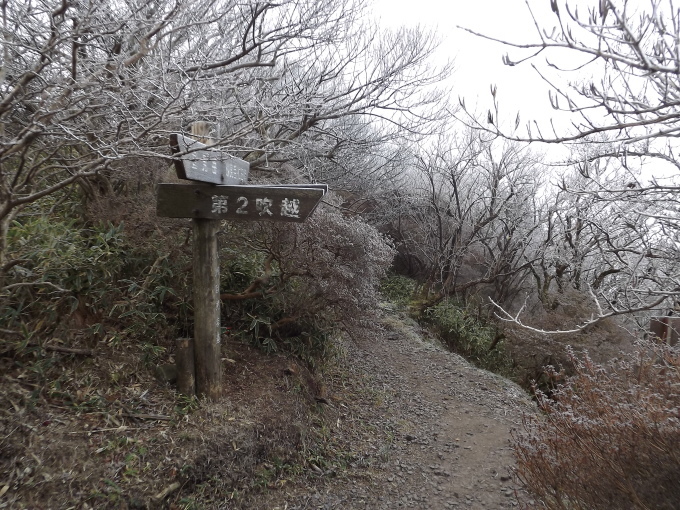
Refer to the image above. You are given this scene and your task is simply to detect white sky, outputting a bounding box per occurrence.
[372,0,558,123]
[371,0,588,163]
[371,0,679,184]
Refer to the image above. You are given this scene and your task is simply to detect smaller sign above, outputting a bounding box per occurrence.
[156,183,326,223]
[170,134,249,185]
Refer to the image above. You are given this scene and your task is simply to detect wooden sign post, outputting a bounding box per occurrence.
[650,316,680,346]
[191,218,222,399]
[158,134,326,399]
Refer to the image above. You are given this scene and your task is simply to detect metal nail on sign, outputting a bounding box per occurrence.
[170,133,249,185]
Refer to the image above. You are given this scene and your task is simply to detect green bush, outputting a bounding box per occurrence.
[380,274,417,308]
[423,299,514,376]
[1,195,195,352]
[2,214,125,334]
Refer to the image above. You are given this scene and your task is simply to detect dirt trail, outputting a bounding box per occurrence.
[0,302,536,509]
[270,305,536,509]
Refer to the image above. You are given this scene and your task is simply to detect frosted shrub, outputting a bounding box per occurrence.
[271,206,396,336]
[513,344,680,510]
[221,202,396,354]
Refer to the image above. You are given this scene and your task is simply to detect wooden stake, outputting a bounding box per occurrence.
[175,337,195,397]
[192,218,222,399]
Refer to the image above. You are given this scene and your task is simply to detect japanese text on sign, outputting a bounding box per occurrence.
[211,195,300,218]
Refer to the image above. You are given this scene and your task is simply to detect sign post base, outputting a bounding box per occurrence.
[192,218,222,399]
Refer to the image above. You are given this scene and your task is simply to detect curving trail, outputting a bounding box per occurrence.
[266,305,537,509]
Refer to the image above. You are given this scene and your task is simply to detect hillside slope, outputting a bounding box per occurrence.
[0,304,535,509]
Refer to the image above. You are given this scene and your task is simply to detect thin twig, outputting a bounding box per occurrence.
[122,412,172,421]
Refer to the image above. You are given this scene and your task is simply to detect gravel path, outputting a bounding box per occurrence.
[273,305,537,509]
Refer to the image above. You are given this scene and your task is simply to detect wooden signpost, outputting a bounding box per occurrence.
[157,134,326,399]
[649,316,680,346]
[157,183,326,222]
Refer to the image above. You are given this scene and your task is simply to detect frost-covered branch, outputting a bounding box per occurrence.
[489,291,670,335]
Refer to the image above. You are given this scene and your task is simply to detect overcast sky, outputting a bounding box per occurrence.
[369,0,680,186]
[371,0,584,161]
[373,0,558,119]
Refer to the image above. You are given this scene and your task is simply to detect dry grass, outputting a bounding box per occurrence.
[0,334,366,509]
[512,343,680,510]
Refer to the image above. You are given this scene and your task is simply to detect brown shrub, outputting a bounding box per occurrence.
[513,343,680,510]
[220,199,396,348]
[501,287,637,393]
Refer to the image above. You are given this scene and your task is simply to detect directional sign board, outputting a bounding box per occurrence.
[160,134,328,399]
[156,183,326,223]
[170,134,249,185]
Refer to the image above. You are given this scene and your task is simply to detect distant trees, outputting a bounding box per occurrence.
[380,129,543,309]
[460,0,680,330]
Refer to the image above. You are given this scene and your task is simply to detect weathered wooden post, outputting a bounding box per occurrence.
[158,133,326,400]
[649,316,680,346]
[192,217,222,399]
[175,337,195,396]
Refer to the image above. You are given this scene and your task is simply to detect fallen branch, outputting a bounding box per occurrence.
[152,482,181,502]
[2,281,69,293]
[220,288,277,301]
[3,342,94,355]
[43,344,94,356]
[67,426,129,434]
[0,328,23,338]
[271,315,303,330]
[135,254,169,297]
[489,290,671,334]
[220,253,280,301]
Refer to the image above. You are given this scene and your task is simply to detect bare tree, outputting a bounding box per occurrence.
[231,24,450,169]
[458,0,680,331]
[384,129,543,309]
[0,0,450,284]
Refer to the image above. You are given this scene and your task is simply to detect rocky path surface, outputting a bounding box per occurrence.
[271,306,537,509]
